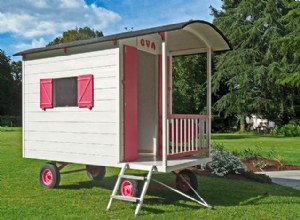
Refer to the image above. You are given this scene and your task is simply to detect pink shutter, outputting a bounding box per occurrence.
[40,78,53,110]
[78,74,94,109]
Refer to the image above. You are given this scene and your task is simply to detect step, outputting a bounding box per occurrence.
[119,174,146,181]
[111,195,140,203]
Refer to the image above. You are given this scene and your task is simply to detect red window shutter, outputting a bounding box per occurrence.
[40,78,53,110]
[78,74,94,109]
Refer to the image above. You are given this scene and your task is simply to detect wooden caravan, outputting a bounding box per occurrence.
[15,20,231,215]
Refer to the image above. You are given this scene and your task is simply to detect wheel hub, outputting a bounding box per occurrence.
[42,168,53,185]
[121,180,134,197]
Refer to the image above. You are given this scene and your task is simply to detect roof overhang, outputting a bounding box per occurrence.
[14,20,231,57]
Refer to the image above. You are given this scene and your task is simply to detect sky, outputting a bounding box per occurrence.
[0,0,222,61]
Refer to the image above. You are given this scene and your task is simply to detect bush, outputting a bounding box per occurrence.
[0,115,22,127]
[237,145,264,160]
[271,124,300,137]
[280,124,300,137]
[207,144,245,176]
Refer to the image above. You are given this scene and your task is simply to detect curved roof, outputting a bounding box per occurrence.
[14,20,231,56]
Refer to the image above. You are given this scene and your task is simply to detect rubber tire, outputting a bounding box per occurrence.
[176,169,198,195]
[39,163,60,189]
[119,179,139,199]
[86,165,106,181]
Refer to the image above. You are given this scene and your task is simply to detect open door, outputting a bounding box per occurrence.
[123,45,138,162]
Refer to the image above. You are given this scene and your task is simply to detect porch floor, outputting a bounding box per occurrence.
[120,155,211,173]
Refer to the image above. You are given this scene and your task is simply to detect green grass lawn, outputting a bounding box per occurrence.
[212,133,300,166]
[1,129,300,219]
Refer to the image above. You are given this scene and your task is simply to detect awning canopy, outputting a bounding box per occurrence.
[14,20,231,56]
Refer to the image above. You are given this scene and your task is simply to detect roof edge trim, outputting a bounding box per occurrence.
[14,20,232,56]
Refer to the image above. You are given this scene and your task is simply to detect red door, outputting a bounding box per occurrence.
[123,45,138,162]
[158,55,171,156]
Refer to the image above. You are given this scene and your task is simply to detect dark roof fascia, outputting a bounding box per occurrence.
[14,20,232,56]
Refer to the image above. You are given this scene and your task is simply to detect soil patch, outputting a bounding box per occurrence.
[243,157,300,172]
[192,168,254,182]
[188,158,300,183]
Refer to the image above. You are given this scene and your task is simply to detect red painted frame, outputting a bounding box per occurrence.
[167,148,209,159]
[123,45,138,162]
[168,114,209,119]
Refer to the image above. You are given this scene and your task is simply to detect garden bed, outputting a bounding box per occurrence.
[243,157,300,172]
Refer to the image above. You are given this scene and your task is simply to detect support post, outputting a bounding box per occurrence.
[162,33,168,167]
[206,48,212,155]
[169,54,173,114]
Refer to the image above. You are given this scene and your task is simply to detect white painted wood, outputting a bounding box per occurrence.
[25,111,116,122]
[25,101,117,113]
[25,88,117,103]
[25,139,117,153]
[171,119,174,154]
[115,45,121,163]
[191,119,194,151]
[170,48,207,56]
[24,149,119,167]
[25,121,117,134]
[22,60,26,158]
[25,77,117,94]
[200,120,204,148]
[180,119,183,152]
[126,156,212,173]
[207,48,212,152]
[23,48,120,164]
[175,119,178,153]
[118,43,124,162]
[195,119,198,150]
[162,38,167,167]
[25,132,117,145]
[26,49,118,69]
[25,42,116,61]
[166,119,169,155]
[25,71,117,84]
[137,51,157,153]
[184,119,187,152]
[188,119,191,151]
[120,34,162,55]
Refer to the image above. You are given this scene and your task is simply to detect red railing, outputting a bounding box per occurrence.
[167,114,209,159]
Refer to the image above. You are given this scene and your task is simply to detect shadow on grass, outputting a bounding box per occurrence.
[58,171,300,209]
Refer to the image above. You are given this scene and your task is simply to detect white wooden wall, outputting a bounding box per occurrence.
[23,48,120,166]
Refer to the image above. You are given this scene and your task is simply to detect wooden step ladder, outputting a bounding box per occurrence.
[106,164,155,216]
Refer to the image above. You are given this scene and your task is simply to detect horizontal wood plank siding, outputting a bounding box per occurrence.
[25,150,119,167]
[25,121,116,134]
[23,48,120,166]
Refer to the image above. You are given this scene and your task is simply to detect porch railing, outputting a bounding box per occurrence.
[166,114,209,159]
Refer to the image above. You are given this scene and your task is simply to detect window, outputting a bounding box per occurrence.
[40,74,94,110]
[53,77,78,107]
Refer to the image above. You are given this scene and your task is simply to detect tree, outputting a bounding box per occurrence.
[172,54,207,114]
[47,27,103,46]
[211,0,299,130]
[0,49,13,115]
[10,61,22,116]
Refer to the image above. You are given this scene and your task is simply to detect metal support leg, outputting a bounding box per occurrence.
[106,163,128,211]
[134,166,154,216]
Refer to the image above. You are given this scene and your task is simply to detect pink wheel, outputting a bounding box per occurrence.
[120,179,138,198]
[39,163,60,188]
[42,168,53,186]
